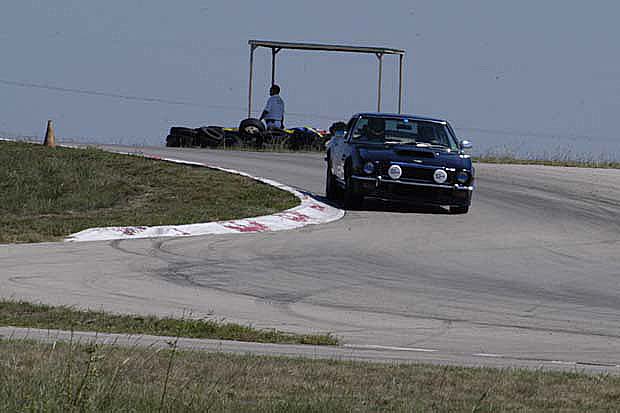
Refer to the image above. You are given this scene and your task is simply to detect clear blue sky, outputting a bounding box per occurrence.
[1,1,619,158]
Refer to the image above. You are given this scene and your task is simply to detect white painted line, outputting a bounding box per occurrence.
[344,344,438,353]
[472,353,504,358]
[550,360,577,366]
[65,152,345,242]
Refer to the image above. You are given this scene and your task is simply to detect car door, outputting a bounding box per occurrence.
[328,133,344,180]
[332,117,358,181]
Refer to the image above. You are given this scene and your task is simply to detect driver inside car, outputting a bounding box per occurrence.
[418,125,437,144]
[366,117,386,141]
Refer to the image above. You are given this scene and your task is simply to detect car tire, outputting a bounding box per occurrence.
[268,129,290,149]
[169,127,197,136]
[197,126,225,147]
[224,134,242,148]
[165,134,180,147]
[169,127,199,147]
[343,174,363,210]
[205,126,225,141]
[239,118,265,141]
[450,205,470,214]
[179,134,195,147]
[325,160,340,201]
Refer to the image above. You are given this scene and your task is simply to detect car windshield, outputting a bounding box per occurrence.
[350,116,458,150]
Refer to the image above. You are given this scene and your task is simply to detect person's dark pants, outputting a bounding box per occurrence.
[265,120,282,129]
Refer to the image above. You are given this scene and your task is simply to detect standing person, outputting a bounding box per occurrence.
[260,84,285,129]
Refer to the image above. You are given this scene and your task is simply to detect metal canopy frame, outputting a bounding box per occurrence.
[247,40,406,118]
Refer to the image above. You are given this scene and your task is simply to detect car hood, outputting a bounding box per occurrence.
[358,144,472,169]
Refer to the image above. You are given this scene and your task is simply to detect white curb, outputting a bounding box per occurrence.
[66,153,344,242]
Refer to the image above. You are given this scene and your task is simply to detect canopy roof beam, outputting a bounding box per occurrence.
[247,40,406,119]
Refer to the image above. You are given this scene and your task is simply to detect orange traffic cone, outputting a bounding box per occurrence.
[43,120,56,148]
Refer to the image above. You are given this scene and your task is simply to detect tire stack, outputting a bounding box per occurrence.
[196,126,225,148]
[166,127,198,147]
[238,118,266,149]
[164,120,331,151]
[166,126,242,148]
[288,127,328,151]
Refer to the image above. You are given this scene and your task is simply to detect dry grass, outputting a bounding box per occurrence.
[474,147,620,169]
[475,155,620,169]
[2,339,619,412]
[0,300,337,346]
[0,141,298,243]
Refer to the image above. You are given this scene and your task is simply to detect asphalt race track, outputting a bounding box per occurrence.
[2,145,620,371]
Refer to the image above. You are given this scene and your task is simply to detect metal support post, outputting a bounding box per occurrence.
[398,54,404,114]
[376,53,383,112]
[248,45,256,118]
[271,48,280,86]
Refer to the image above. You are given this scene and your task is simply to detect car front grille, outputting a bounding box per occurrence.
[377,162,450,184]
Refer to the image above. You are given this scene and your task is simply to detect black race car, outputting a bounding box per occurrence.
[325,113,474,213]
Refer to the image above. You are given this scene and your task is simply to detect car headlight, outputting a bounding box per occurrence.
[433,169,448,184]
[388,164,402,180]
[456,170,469,184]
[363,161,375,175]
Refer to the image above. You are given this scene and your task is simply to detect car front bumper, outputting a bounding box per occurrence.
[351,175,473,206]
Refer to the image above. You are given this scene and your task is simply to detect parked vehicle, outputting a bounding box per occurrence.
[325,113,474,213]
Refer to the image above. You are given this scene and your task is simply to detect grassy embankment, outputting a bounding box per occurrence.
[2,338,619,412]
[0,300,337,346]
[0,140,298,243]
[474,155,620,169]
[0,142,334,345]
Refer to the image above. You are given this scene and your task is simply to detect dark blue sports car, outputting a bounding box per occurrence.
[325,113,474,213]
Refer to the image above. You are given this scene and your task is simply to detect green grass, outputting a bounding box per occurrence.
[0,300,337,346]
[0,141,298,243]
[1,339,619,412]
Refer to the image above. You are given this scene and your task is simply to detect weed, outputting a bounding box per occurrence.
[0,141,298,243]
[0,299,338,345]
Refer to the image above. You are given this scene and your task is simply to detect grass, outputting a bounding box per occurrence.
[209,140,620,168]
[1,339,620,412]
[0,300,337,346]
[0,141,298,243]
[475,155,620,169]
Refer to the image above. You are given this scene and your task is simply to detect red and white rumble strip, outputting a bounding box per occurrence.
[66,154,344,242]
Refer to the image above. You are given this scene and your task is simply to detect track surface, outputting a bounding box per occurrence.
[2,146,620,371]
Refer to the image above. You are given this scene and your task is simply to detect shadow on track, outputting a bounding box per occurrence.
[308,191,449,215]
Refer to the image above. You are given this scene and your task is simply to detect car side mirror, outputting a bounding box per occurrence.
[333,129,347,139]
[460,140,472,150]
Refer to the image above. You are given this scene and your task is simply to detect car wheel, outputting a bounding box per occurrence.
[450,205,470,214]
[325,160,340,201]
[343,174,363,209]
[238,118,266,145]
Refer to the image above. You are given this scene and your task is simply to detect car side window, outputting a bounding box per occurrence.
[351,118,368,139]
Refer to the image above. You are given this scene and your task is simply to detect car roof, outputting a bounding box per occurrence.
[353,112,448,124]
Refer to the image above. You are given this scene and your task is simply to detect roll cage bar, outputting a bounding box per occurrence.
[247,40,406,118]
